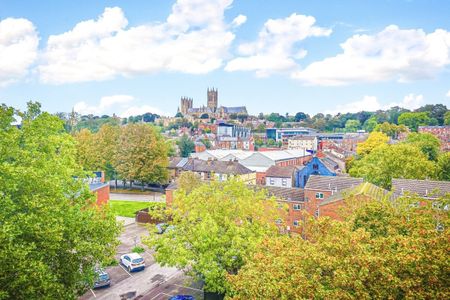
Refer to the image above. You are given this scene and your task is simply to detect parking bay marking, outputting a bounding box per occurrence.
[89,289,97,298]
[173,283,203,292]
[119,264,133,277]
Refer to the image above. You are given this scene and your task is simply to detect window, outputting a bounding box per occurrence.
[314,209,320,217]
[315,192,324,199]
[313,164,318,170]
[282,178,287,186]
[293,220,300,227]
[269,178,275,185]
[293,204,303,210]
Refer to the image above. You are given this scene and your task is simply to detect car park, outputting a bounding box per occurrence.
[120,253,145,272]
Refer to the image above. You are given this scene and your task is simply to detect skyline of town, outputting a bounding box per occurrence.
[1,0,450,117]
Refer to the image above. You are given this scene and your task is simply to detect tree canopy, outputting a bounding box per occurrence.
[145,179,280,294]
[0,103,120,299]
[229,194,450,299]
[177,134,195,157]
[356,131,389,156]
[350,143,436,189]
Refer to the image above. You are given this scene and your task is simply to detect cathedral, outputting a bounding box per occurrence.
[178,88,247,119]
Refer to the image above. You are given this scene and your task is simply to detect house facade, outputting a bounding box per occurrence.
[295,157,336,188]
[265,165,298,188]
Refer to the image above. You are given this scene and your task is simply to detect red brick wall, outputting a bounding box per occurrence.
[319,201,345,220]
[166,189,174,206]
[256,172,266,185]
[304,189,332,216]
[95,185,110,206]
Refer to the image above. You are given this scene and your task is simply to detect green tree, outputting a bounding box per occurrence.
[363,116,378,132]
[374,122,408,139]
[145,180,280,295]
[350,143,436,189]
[356,131,389,156]
[344,119,361,132]
[229,195,449,299]
[398,112,432,131]
[115,123,169,187]
[436,152,450,181]
[177,134,195,157]
[404,132,441,161]
[415,104,448,125]
[0,103,120,299]
[444,111,450,125]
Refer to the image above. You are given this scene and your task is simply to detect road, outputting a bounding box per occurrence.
[80,223,202,300]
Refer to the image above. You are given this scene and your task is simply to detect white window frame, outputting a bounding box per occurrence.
[293,220,300,227]
[269,178,275,185]
[315,192,324,199]
[282,178,287,186]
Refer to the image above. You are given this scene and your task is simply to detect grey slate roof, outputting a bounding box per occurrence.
[250,185,304,202]
[265,165,297,178]
[305,175,363,192]
[391,178,450,199]
[183,158,253,175]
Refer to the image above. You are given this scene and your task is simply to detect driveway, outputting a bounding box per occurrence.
[79,223,202,300]
[110,193,164,202]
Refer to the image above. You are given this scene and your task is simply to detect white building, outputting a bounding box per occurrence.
[288,135,318,151]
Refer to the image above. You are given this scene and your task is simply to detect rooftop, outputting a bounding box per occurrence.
[265,165,298,178]
[391,178,450,199]
[305,175,363,192]
[250,185,304,202]
[183,158,253,175]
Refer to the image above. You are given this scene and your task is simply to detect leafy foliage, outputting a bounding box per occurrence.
[145,179,280,294]
[177,134,195,157]
[350,143,436,189]
[404,132,441,161]
[398,111,435,131]
[229,195,450,299]
[0,103,121,299]
[356,131,389,156]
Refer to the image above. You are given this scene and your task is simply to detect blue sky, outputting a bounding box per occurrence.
[0,0,449,117]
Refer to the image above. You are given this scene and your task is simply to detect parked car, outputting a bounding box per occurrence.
[155,223,169,234]
[93,268,110,289]
[169,295,195,300]
[120,253,145,272]
[155,223,176,234]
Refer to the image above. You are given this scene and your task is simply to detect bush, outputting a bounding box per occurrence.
[132,246,145,254]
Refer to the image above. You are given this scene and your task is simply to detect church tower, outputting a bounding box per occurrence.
[207,88,218,112]
[180,97,193,115]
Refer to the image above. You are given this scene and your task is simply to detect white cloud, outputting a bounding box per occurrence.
[39,1,243,84]
[0,18,39,87]
[225,13,331,76]
[292,25,450,85]
[325,93,425,115]
[74,95,165,117]
[231,15,247,28]
[446,90,450,97]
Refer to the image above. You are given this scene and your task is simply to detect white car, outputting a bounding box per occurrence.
[120,253,145,272]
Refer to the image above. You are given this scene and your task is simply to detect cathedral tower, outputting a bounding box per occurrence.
[207,88,218,112]
[180,97,193,115]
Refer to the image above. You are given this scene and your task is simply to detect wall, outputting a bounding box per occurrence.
[296,157,336,188]
[266,176,293,188]
[304,189,333,216]
[95,185,110,206]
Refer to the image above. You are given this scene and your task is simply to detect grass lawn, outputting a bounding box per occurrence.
[109,200,165,217]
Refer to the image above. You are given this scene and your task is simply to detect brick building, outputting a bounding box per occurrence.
[304,175,363,217]
[88,171,110,205]
[418,126,450,151]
